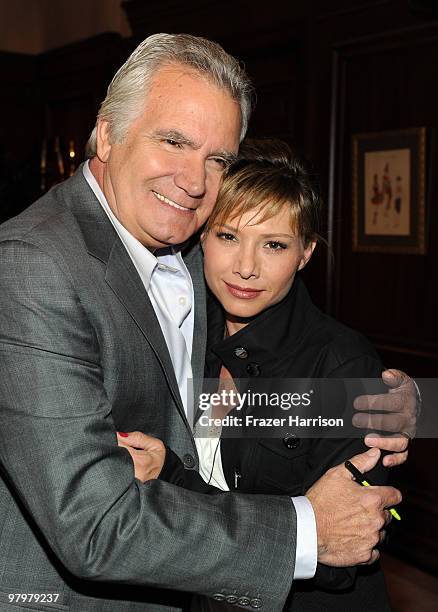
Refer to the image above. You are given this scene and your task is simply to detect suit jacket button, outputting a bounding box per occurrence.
[225,594,238,604]
[234,346,248,359]
[250,598,263,609]
[283,433,300,449]
[246,362,261,377]
[182,453,195,468]
[212,593,225,601]
[238,596,250,606]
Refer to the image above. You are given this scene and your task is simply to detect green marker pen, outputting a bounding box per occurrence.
[344,460,401,521]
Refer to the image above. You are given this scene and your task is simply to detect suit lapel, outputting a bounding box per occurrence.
[183,240,207,381]
[69,167,186,421]
[183,239,207,426]
[104,240,186,419]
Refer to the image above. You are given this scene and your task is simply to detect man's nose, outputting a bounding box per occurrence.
[174,156,206,198]
[233,245,260,280]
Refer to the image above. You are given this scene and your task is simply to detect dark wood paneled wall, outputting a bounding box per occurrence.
[2,0,437,573]
[0,33,125,221]
[325,16,438,574]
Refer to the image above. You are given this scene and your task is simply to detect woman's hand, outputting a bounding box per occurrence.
[117,431,166,482]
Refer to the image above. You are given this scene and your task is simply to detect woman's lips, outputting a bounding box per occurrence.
[224,281,264,299]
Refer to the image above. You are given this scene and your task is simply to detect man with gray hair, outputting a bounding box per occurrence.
[0,33,413,611]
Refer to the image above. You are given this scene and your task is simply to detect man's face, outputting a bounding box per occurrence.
[96,64,242,249]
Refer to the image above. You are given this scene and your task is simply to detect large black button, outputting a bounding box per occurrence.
[183,453,195,468]
[250,598,263,609]
[238,596,250,606]
[212,593,225,601]
[246,362,261,377]
[225,594,238,604]
[283,433,300,449]
[234,346,249,359]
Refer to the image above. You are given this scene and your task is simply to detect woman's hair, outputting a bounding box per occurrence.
[205,138,322,246]
[86,33,255,156]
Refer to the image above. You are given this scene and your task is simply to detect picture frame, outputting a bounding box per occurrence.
[352,127,426,254]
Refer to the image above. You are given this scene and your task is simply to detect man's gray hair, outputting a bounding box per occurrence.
[86,33,255,157]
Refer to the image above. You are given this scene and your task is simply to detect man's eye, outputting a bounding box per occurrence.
[165,139,182,147]
[211,158,228,168]
[265,241,287,250]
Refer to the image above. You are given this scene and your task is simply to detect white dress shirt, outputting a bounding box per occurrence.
[82,161,317,579]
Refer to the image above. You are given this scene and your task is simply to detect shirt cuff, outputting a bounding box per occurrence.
[291,496,317,579]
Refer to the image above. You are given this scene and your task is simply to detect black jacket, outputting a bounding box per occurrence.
[162,277,391,611]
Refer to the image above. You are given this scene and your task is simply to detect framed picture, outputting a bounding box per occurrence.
[352,127,426,254]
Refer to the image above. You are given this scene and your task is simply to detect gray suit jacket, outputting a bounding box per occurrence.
[0,168,296,611]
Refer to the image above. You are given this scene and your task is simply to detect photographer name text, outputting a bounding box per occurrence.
[198,415,344,428]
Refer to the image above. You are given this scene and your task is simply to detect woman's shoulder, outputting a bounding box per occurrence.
[319,312,378,359]
[293,281,381,374]
[304,307,382,376]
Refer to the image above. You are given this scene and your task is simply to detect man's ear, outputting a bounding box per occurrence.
[298,240,317,271]
[96,120,112,162]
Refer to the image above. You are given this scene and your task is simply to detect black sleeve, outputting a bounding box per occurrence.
[159,447,222,495]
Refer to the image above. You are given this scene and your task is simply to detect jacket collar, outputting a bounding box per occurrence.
[208,276,320,378]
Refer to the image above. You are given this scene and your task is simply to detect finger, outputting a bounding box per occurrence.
[382,449,408,467]
[353,372,416,414]
[364,432,410,452]
[117,443,144,459]
[117,431,152,450]
[120,444,136,461]
[383,510,392,526]
[353,392,411,413]
[116,437,136,451]
[379,530,386,544]
[342,447,381,477]
[117,437,149,458]
[360,549,380,566]
[353,412,415,434]
[370,485,402,509]
[381,368,410,389]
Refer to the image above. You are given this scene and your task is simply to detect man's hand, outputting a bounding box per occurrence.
[353,369,417,466]
[117,431,166,482]
[306,448,401,567]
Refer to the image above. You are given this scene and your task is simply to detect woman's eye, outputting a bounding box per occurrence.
[266,241,287,250]
[216,232,236,242]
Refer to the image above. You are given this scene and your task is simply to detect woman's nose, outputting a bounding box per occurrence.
[233,246,259,279]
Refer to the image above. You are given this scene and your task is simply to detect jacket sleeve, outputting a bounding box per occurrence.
[0,239,296,611]
[302,351,389,592]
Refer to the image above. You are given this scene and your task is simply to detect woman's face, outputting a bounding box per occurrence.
[202,206,315,332]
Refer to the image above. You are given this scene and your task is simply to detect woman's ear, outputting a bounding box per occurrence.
[298,240,316,271]
[200,230,208,250]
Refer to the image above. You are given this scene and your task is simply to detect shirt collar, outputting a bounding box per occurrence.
[83,160,165,289]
